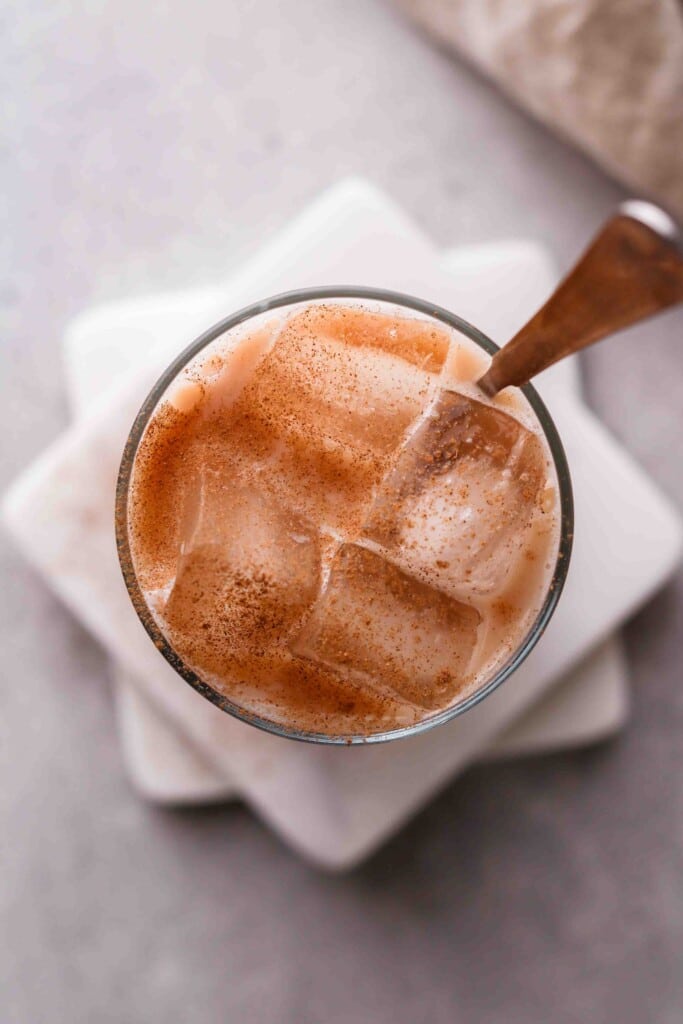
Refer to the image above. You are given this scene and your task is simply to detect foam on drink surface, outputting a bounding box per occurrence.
[127,302,560,736]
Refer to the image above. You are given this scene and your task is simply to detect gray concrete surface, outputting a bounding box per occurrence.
[3,2,683,1022]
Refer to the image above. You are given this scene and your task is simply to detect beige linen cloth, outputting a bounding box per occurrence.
[398,0,683,219]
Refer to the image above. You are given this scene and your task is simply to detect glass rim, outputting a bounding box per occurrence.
[115,286,574,746]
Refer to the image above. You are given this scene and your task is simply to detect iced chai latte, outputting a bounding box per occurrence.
[124,299,563,739]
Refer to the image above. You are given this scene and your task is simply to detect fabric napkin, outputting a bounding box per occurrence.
[398,0,683,220]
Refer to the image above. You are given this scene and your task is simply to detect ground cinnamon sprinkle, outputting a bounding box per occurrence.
[128,302,560,736]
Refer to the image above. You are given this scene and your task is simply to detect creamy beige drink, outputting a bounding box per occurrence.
[126,301,561,737]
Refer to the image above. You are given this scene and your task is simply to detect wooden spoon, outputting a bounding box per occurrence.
[477,201,683,398]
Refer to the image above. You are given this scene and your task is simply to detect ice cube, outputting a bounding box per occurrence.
[129,401,205,593]
[226,655,420,737]
[130,321,280,594]
[160,464,419,735]
[163,469,322,678]
[167,320,278,416]
[282,304,451,372]
[291,543,481,711]
[227,305,451,531]
[363,391,549,599]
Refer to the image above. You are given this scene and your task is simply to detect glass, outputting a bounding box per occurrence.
[116,287,573,745]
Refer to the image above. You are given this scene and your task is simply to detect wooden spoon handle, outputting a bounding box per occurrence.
[477,201,683,397]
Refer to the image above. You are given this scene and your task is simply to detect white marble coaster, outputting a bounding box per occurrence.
[63,231,630,805]
[5,180,680,868]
